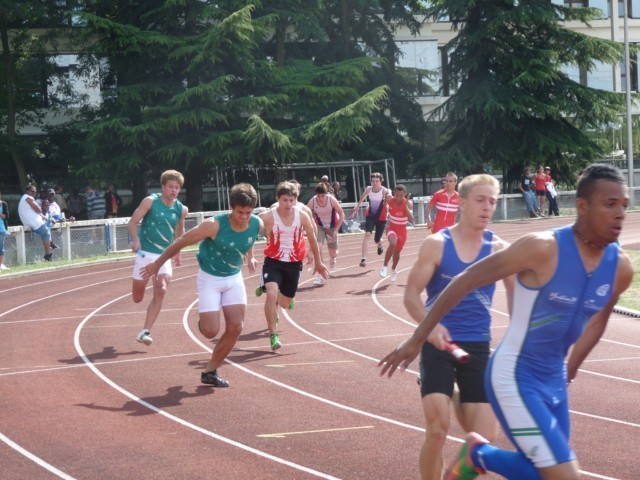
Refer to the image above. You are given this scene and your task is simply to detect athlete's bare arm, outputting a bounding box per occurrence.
[405,199,415,225]
[380,234,553,377]
[349,186,372,219]
[172,205,189,267]
[331,196,345,233]
[300,210,329,279]
[140,217,218,279]
[127,196,154,253]
[566,251,633,381]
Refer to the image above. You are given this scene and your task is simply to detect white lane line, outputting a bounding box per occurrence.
[265,361,354,368]
[74,295,341,480]
[0,432,76,480]
[257,426,373,439]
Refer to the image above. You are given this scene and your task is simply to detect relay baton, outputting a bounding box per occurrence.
[136,249,146,258]
[445,341,470,364]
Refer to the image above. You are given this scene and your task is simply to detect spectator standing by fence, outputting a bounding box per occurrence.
[518,167,540,218]
[104,184,122,218]
[66,188,85,220]
[545,166,560,216]
[86,185,106,220]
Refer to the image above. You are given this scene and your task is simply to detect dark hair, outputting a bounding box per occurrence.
[394,184,407,193]
[229,183,257,208]
[314,182,329,195]
[275,181,297,199]
[577,164,625,199]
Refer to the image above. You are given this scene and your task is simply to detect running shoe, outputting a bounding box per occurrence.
[379,266,388,278]
[43,253,53,261]
[288,299,295,310]
[136,329,153,346]
[270,333,282,351]
[390,270,397,282]
[255,286,264,297]
[444,432,488,480]
[359,258,367,267]
[201,369,229,387]
[0,264,10,270]
[377,244,384,255]
[50,241,60,250]
[313,275,323,285]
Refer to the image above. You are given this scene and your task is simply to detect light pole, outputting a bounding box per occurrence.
[623,0,635,207]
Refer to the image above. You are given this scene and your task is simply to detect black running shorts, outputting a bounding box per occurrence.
[419,341,490,403]
[261,257,303,299]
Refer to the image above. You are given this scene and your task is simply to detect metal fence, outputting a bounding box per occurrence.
[3,187,639,268]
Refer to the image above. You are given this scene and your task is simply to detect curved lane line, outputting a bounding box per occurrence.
[74,294,341,480]
[0,432,76,480]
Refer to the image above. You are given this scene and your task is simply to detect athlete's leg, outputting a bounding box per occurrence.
[420,393,451,480]
[141,273,171,330]
[383,231,397,267]
[205,304,245,372]
[132,278,150,303]
[264,281,280,335]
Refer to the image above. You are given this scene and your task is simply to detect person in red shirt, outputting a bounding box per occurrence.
[379,184,414,282]
[426,172,459,233]
[534,165,547,217]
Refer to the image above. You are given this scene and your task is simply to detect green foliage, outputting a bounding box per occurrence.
[427,0,628,184]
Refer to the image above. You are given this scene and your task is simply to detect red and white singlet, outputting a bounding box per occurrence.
[264,207,307,262]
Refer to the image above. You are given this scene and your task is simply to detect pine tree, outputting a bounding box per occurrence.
[426,0,626,186]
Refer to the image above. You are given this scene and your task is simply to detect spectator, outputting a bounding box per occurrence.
[66,188,85,220]
[518,167,540,218]
[534,165,547,217]
[332,181,343,202]
[46,189,64,221]
[18,184,55,261]
[104,183,123,218]
[0,190,9,270]
[36,189,47,206]
[54,185,68,217]
[321,175,334,194]
[426,172,459,233]
[85,185,106,220]
[545,166,560,216]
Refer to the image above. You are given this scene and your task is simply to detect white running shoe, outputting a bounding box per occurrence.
[313,275,323,285]
[0,264,9,270]
[136,329,153,346]
[390,270,398,282]
[379,266,388,278]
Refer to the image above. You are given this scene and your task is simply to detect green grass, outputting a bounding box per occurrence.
[618,249,640,311]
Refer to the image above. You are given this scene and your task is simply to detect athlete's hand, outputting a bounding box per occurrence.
[172,251,182,267]
[427,324,451,351]
[378,336,422,378]
[140,261,158,279]
[129,239,141,254]
[313,261,329,280]
[247,256,258,274]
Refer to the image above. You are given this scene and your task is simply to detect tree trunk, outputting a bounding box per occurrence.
[1,14,28,188]
[275,16,287,67]
[131,166,148,206]
[184,159,205,212]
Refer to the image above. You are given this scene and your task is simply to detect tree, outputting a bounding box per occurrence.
[71,1,395,210]
[0,0,77,189]
[426,0,627,187]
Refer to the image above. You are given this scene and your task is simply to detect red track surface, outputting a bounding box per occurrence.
[1,214,639,479]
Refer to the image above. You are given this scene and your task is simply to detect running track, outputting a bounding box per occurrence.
[1,214,639,479]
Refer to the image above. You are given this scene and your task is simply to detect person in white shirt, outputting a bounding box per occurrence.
[18,184,55,261]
